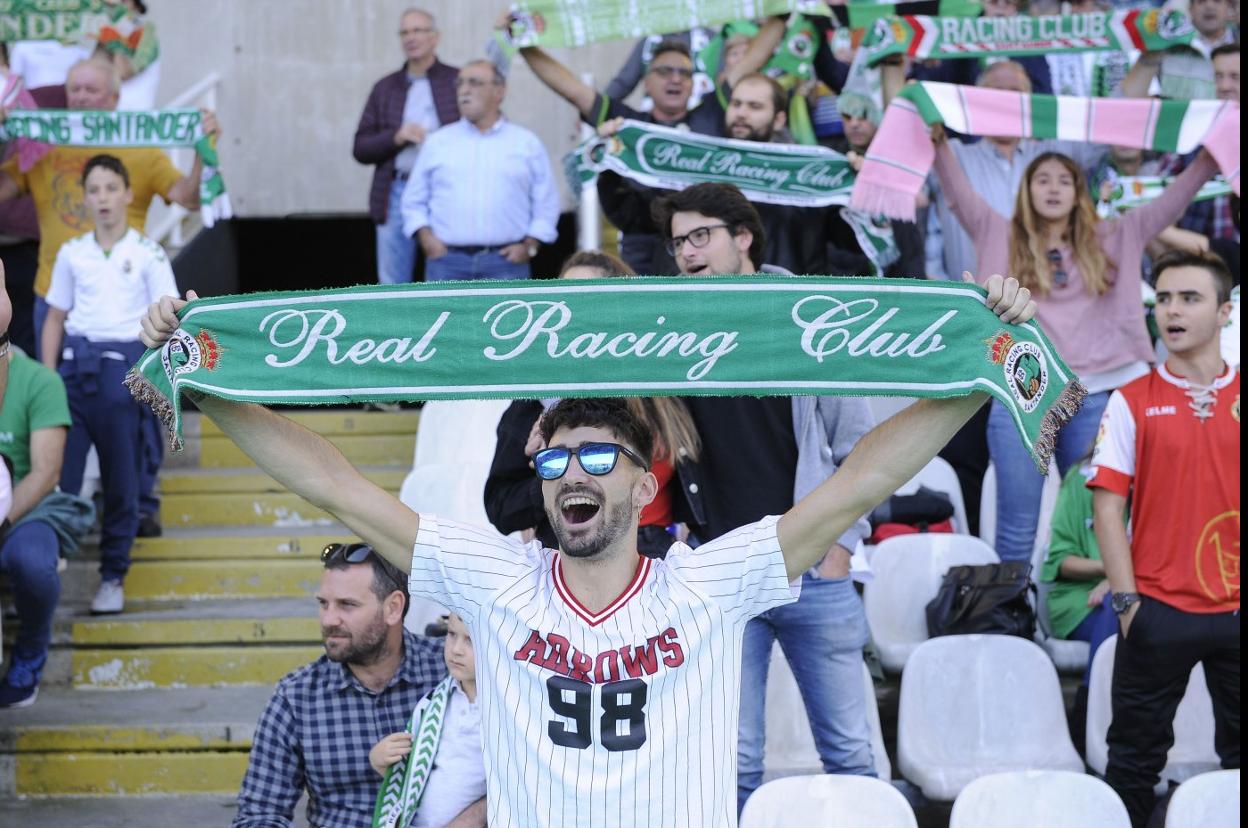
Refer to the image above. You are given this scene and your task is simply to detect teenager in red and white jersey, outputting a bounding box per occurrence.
[138,276,1036,828]
[1089,250,1240,828]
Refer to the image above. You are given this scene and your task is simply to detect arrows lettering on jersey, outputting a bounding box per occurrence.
[513,626,686,683]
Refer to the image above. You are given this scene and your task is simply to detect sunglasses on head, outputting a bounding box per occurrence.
[321,542,376,565]
[533,442,650,480]
[1046,249,1069,288]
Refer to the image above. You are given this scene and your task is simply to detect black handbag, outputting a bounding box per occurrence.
[925,561,1037,639]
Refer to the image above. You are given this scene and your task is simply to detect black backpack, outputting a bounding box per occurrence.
[925,561,1037,639]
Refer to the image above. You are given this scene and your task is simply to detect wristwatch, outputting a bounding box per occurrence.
[0,330,10,359]
[1111,591,1141,615]
[526,240,540,259]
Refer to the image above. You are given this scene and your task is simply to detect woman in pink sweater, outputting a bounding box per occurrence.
[933,135,1220,563]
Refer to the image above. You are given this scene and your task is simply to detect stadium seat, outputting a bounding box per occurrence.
[863,534,998,673]
[740,774,917,828]
[1086,637,1220,791]
[897,635,1083,801]
[893,456,969,535]
[950,770,1130,828]
[1165,769,1240,828]
[762,643,891,781]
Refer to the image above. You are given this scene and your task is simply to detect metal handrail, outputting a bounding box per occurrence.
[147,72,222,248]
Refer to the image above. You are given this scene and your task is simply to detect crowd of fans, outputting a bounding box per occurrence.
[0,2,1240,827]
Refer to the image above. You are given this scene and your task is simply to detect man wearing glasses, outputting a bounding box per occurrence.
[352,8,460,286]
[232,541,468,827]
[142,267,1034,826]
[399,60,559,282]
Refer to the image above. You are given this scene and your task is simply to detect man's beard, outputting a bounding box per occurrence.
[322,609,389,666]
[730,121,772,143]
[547,496,635,559]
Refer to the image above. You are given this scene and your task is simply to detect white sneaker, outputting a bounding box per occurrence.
[91,580,125,615]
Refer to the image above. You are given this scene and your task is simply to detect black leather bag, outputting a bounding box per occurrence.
[925,561,1037,639]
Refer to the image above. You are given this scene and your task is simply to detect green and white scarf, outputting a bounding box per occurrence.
[126,277,1086,471]
[0,0,125,43]
[372,676,455,828]
[0,108,232,227]
[863,8,1195,66]
[569,119,856,206]
[829,0,982,31]
[501,0,835,49]
[1096,175,1233,217]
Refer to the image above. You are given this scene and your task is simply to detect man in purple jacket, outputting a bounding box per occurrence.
[353,8,459,285]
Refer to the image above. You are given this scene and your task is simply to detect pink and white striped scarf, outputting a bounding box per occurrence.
[850,82,1241,220]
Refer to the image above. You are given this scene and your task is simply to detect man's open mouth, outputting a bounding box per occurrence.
[560,495,601,525]
[685,262,709,274]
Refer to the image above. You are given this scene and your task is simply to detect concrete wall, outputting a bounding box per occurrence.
[148,1,634,217]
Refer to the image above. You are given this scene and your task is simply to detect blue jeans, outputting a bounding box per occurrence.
[138,408,163,518]
[32,295,49,362]
[738,574,875,816]
[987,391,1109,562]
[376,178,417,285]
[424,249,530,282]
[58,339,146,583]
[1070,592,1118,687]
[0,520,61,661]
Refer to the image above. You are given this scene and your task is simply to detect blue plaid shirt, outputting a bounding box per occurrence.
[232,629,446,828]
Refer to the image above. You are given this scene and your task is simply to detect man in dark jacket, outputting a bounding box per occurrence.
[352,8,458,285]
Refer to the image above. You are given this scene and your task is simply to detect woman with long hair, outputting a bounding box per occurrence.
[483,251,706,558]
[933,133,1220,563]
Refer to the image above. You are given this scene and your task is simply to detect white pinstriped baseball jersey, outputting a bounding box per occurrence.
[408,513,799,828]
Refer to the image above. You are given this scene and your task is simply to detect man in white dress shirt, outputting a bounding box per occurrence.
[401,60,559,282]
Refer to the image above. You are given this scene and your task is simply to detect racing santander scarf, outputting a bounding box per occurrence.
[125,277,1087,472]
[862,8,1195,66]
[829,0,981,31]
[1096,175,1232,217]
[0,108,232,227]
[569,119,856,207]
[0,0,126,43]
[850,82,1241,221]
[372,676,454,828]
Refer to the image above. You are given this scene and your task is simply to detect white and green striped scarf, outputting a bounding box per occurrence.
[372,676,455,828]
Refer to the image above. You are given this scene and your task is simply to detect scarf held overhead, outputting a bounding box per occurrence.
[850,82,1241,220]
[501,0,840,49]
[0,108,232,227]
[0,0,126,43]
[126,277,1086,472]
[862,8,1195,65]
[570,119,856,207]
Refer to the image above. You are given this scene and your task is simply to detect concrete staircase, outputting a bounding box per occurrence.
[0,408,419,820]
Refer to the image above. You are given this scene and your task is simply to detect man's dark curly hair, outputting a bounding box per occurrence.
[538,399,654,468]
[650,182,766,270]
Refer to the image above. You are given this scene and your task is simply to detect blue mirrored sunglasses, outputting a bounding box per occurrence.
[533,442,649,480]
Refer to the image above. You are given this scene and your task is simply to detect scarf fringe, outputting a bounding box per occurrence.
[1031,379,1089,473]
[123,369,184,452]
[849,183,918,221]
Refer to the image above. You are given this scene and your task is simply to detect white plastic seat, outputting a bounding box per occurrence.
[898,635,1083,801]
[1087,637,1220,791]
[893,456,969,535]
[763,643,891,781]
[740,774,917,828]
[1165,769,1240,828]
[863,534,999,673]
[950,770,1130,828]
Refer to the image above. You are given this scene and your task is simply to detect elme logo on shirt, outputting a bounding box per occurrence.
[1145,405,1178,417]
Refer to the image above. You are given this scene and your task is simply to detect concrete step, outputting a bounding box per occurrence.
[71,644,322,689]
[159,491,358,529]
[0,686,270,796]
[197,409,420,438]
[57,558,323,604]
[77,526,351,562]
[159,466,406,495]
[0,795,289,825]
[193,432,415,469]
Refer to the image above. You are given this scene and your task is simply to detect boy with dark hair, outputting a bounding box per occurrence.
[40,153,177,614]
[650,182,768,272]
[1091,249,1240,828]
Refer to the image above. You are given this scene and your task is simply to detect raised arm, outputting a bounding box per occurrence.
[140,295,420,573]
[1118,148,1219,244]
[776,275,1035,579]
[517,46,597,119]
[722,16,787,90]
[166,109,221,210]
